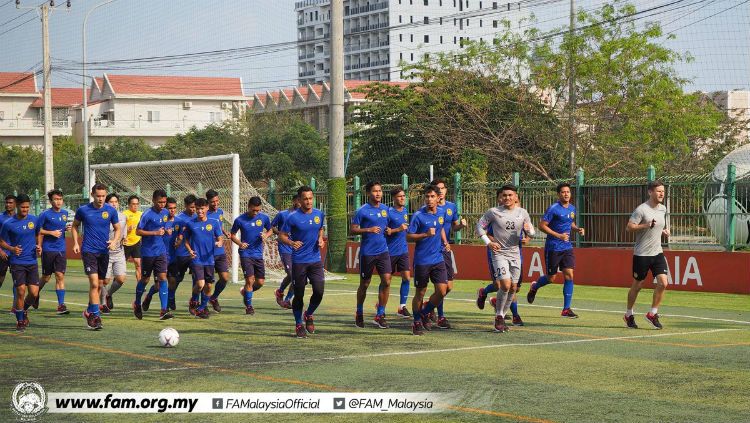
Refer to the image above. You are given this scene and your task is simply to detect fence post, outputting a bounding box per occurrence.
[33,189,40,215]
[576,168,585,248]
[196,182,203,197]
[135,185,141,198]
[512,172,520,187]
[647,165,655,182]
[81,186,87,200]
[310,177,317,208]
[13,189,18,197]
[353,176,361,242]
[165,184,171,197]
[402,173,409,212]
[454,172,462,243]
[726,163,736,252]
[268,179,276,208]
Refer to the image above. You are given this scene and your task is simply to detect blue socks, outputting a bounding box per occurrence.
[211,280,227,300]
[422,300,436,318]
[284,289,294,302]
[510,301,518,317]
[437,300,444,318]
[135,280,147,305]
[87,303,100,316]
[12,285,17,305]
[483,283,497,295]
[534,275,550,289]
[376,304,385,316]
[15,309,24,321]
[356,304,364,314]
[191,293,199,302]
[245,289,254,306]
[399,279,410,305]
[293,308,303,325]
[198,292,209,311]
[55,289,65,305]
[158,280,168,310]
[563,279,574,310]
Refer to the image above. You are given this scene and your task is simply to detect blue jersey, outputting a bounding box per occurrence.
[0,214,38,265]
[408,207,444,266]
[37,208,69,252]
[271,209,294,255]
[137,207,169,257]
[0,211,13,256]
[542,202,576,252]
[441,201,460,243]
[163,218,175,262]
[232,212,271,259]
[183,218,223,266]
[172,212,196,258]
[386,206,409,256]
[74,203,119,254]
[207,208,226,255]
[281,208,325,264]
[352,203,389,256]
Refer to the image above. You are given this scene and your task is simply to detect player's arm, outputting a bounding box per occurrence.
[71,218,82,254]
[476,211,500,251]
[230,231,248,249]
[0,236,14,254]
[570,222,585,236]
[523,214,536,237]
[110,222,122,251]
[451,212,467,231]
[136,224,163,237]
[626,209,651,233]
[351,223,380,235]
[539,220,567,241]
[441,226,451,252]
[279,230,303,250]
[406,217,434,242]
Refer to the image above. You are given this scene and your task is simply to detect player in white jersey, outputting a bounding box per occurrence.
[101,193,127,314]
[476,185,535,333]
[624,180,670,330]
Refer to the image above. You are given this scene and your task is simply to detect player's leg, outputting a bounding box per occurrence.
[434,251,454,325]
[527,249,559,303]
[624,255,649,328]
[303,262,325,334]
[291,263,308,338]
[645,255,668,329]
[156,255,172,320]
[559,250,578,318]
[136,256,155,315]
[419,263,449,330]
[510,263,524,326]
[373,253,392,328]
[131,243,142,283]
[209,254,229,312]
[35,252,54,310]
[393,254,412,318]
[194,278,209,319]
[81,253,104,329]
[410,272,429,336]
[477,248,498,310]
[105,255,126,311]
[13,273,28,331]
[355,251,375,327]
[188,264,203,316]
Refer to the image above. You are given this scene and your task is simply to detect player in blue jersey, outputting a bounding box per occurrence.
[72,183,121,330]
[169,195,197,311]
[386,187,411,318]
[205,189,230,312]
[0,194,39,332]
[526,183,585,318]
[278,186,326,339]
[407,185,450,336]
[181,198,224,319]
[102,193,127,314]
[35,189,70,315]
[272,194,300,309]
[428,179,467,329]
[231,196,272,315]
[0,194,16,311]
[142,197,178,311]
[351,181,392,329]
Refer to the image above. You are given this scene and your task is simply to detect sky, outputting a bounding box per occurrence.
[0,0,748,95]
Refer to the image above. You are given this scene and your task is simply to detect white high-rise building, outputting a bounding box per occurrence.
[296,0,525,85]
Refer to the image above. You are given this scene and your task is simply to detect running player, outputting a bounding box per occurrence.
[102,193,126,314]
[35,189,69,314]
[206,189,230,312]
[1,195,16,310]
[476,185,535,332]
[351,181,392,329]
[123,195,143,283]
[526,183,585,318]
[407,185,450,336]
[72,183,120,330]
[624,180,670,329]
[169,195,197,311]
[141,197,178,310]
[278,186,326,339]
[181,198,223,319]
[231,196,272,315]
[386,187,411,318]
[0,194,39,331]
[271,194,299,309]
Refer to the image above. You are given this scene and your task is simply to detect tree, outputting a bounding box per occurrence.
[90,137,158,165]
[0,146,43,195]
[53,136,84,195]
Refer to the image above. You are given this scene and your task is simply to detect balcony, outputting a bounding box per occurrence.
[0,118,72,137]
[298,52,316,60]
[85,118,221,138]
[345,59,390,71]
[295,0,329,10]
[299,70,316,77]
[346,2,389,16]
[344,39,389,53]
[346,22,389,35]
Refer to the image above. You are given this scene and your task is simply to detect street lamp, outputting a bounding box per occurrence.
[83,0,114,193]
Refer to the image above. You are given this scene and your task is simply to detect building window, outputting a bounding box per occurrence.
[315,11,318,20]
[466,0,469,6]
[453,0,456,6]
[147,111,160,123]
[400,52,403,60]
[410,34,414,42]
[453,36,456,44]
[399,15,402,23]
[410,15,413,23]
[440,35,443,43]
[480,1,482,7]
[480,19,482,27]
[493,1,497,9]
[424,16,429,24]
[453,18,456,25]
[424,34,429,42]
[440,17,443,24]
[424,0,428,4]
[440,0,442,5]
[209,112,222,122]
[466,18,469,26]
[410,53,414,61]
[493,20,498,27]
[399,33,403,41]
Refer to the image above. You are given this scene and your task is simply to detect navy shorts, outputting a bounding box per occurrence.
[360,251,392,280]
[390,253,410,274]
[168,256,192,283]
[280,253,292,278]
[240,257,265,280]
[124,241,141,259]
[142,254,168,278]
[191,263,215,284]
[414,262,448,288]
[292,261,325,287]
[545,249,575,275]
[1,255,10,277]
[443,250,455,281]
[42,251,67,276]
[82,252,109,280]
[214,254,229,274]
[632,254,668,281]
[11,263,40,287]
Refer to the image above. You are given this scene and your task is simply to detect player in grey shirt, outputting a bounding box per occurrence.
[101,193,127,313]
[624,180,670,330]
[476,185,535,333]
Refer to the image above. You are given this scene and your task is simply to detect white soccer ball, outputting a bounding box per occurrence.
[158,327,180,348]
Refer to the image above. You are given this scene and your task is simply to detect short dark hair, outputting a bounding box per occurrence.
[166,197,177,205]
[15,193,30,204]
[647,180,664,191]
[105,193,119,203]
[91,183,107,194]
[4,195,15,202]
[205,189,219,200]
[183,194,197,206]
[365,180,381,193]
[248,196,262,207]
[127,195,140,204]
[152,189,167,200]
[390,187,405,197]
[497,184,518,197]
[430,178,446,187]
[297,185,313,196]
[556,182,571,193]
[423,184,438,195]
[47,189,63,201]
[194,198,208,208]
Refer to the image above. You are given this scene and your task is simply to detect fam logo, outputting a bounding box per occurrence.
[162,216,168,222]
[10,381,47,421]
[102,212,109,219]
[61,214,68,221]
[174,224,180,231]
[26,222,35,230]
[570,212,575,219]
[438,216,444,225]
[255,219,263,226]
[380,210,387,218]
[314,216,321,224]
[206,224,213,231]
[219,215,224,221]
[446,208,453,217]
[404,214,409,222]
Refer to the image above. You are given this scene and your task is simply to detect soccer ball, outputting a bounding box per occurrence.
[158,327,180,348]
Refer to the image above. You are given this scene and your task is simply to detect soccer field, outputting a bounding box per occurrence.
[1,264,749,423]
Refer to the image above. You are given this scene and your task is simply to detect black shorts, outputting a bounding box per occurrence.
[632,254,669,281]
[190,263,215,284]
[414,262,448,288]
[240,257,265,280]
[214,254,229,274]
[11,263,40,287]
[124,241,142,259]
[360,252,392,280]
[82,252,109,280]
[42,251,67,276]
[1,255,10,277]
[443,250,455,281]
[545,249,575,275]
[280,253,292,278]
[142,254,168,279]
[292,261,325,287]
[168,256,192,283]
[390,253,410,274]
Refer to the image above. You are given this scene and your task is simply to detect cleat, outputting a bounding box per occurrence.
[23,310,29,327]
[274,289,284,307]
[436,316,452,329]
[295,323,307,338]
[209,298,221,313]
[93,315,103,330]
[194,308,209,319]
[83,310,96,330]
[100,304,111,315]
[624,314,638,329]
[494,316,509,332]
[476,287,487,310]
[645,313,663,330]
[304,313,315,334]
[188,300,198,312]
[245,305,255,315]
[526,283,538,304]
[159,309,174,320]
[561,308,579,319]
[412,320,425,336]
[422,301,436,323]
[142,294,152,312]
[504,314,512,320]
[56,304,69,315]
[16,320,26,332]
[10,307,17,315]
[396,307,411,319]
[106,294,114,310]
[421,315,432,331]
[281,300,292,309]
[373,314,389,329]
[132,302,143,320]
[512,315,524,326]
[355,312,364,328]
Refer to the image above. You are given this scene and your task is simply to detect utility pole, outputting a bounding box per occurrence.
[568,0,577,176]
[41,3,53,193]
[327,0,346,272]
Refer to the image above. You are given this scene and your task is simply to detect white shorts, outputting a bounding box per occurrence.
[106,253,127,279]
[491,254,521,284]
